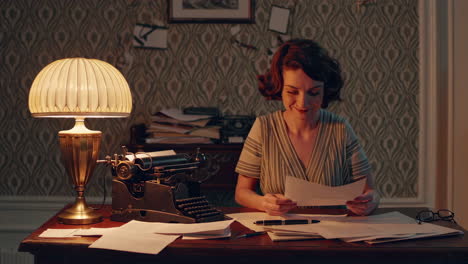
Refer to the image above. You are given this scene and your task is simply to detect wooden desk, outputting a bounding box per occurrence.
[19,206,468,264]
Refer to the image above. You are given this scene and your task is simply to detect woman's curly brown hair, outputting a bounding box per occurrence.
[258,39,343,108]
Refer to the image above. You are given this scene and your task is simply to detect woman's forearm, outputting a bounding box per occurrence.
[235,187,265,211]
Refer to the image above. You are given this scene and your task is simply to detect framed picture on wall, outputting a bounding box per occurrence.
[168,0,255,23]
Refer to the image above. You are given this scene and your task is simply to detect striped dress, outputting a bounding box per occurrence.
[235,109,371,195]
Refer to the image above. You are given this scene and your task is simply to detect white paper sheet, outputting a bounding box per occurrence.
[364,230,463,244]
[160,108,212,121]
[267,232,322,242]
[342,233,419,243]
[125,150,176,162]
[284,176,366,206]
[118,220,234,235]
[182,229,231,240]
[269,230,320,236]
[268,6,290,34]
[39,227,125,238]
[39,229,79,238]
[331,211,417,224]
[89,231,179,255]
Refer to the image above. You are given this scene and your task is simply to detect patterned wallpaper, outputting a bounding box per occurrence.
[0,0,419,201]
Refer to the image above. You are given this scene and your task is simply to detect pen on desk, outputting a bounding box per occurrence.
[253,219,320,225]
[235,231,267,239]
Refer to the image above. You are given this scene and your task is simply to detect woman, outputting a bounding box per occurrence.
[235,39,379,216]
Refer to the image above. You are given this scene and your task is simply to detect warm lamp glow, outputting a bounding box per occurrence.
[28,58,132,224]
[28,58,132,118]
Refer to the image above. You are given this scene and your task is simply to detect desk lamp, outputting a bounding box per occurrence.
[28,58,132,224]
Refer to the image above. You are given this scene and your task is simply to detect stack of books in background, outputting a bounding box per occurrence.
[145,108,221,144]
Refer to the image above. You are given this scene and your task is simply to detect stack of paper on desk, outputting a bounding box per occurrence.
[89,220,234,253]
[228,211,463,243]
[259,212,463,244]
[227,212,347,241]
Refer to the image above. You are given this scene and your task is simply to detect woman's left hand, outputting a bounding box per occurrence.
[346,190,380,216]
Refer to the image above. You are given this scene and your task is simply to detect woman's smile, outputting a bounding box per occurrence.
[282,68,323,123]
[294,107,309,116]
[294,107,309,112]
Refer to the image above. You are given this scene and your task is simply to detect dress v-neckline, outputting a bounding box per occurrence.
[277,110,323,179]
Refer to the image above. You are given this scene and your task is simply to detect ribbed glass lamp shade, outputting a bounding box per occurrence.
[28,58,132,118]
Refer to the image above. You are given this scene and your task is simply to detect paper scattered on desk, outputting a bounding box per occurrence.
[262,211,417,237]
[331,211,416,224]
[119,219,234,235]
[284,176,366,206]
[315,222,457,239]
[267,231,322,242]
[259,211,463,244]
[89,231,179,255]
[227,212,347,241]
[39,227,120,238]
[38,220,236,254]
[39,229,79,238]
[182,228,231,240]
[363,228,463,244]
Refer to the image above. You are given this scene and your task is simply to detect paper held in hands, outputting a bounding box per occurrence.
[284,176,366,206]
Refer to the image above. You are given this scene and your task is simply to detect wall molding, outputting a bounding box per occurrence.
[414,0,438,208]
[446,0,455,212]
[355,0,440,208]
[0,196,110,233]
[378,0,439,208]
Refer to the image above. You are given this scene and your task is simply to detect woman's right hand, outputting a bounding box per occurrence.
[262,193,297,216]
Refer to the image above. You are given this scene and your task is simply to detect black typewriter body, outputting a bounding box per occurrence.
[100,147,226,223]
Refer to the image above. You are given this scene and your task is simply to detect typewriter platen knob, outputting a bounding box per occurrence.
[115,162,134,181]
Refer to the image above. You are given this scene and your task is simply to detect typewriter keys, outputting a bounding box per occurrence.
[176,196,225,222]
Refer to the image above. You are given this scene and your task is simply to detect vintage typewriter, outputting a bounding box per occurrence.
[99,146,226,223]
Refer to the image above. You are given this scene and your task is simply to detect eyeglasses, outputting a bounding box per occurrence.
[416,209,456,224]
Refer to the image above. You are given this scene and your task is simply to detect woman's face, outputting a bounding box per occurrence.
[281,68,324,121]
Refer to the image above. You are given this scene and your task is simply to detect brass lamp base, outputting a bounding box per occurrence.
[58,197,102,225]
[58,118,103,225]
